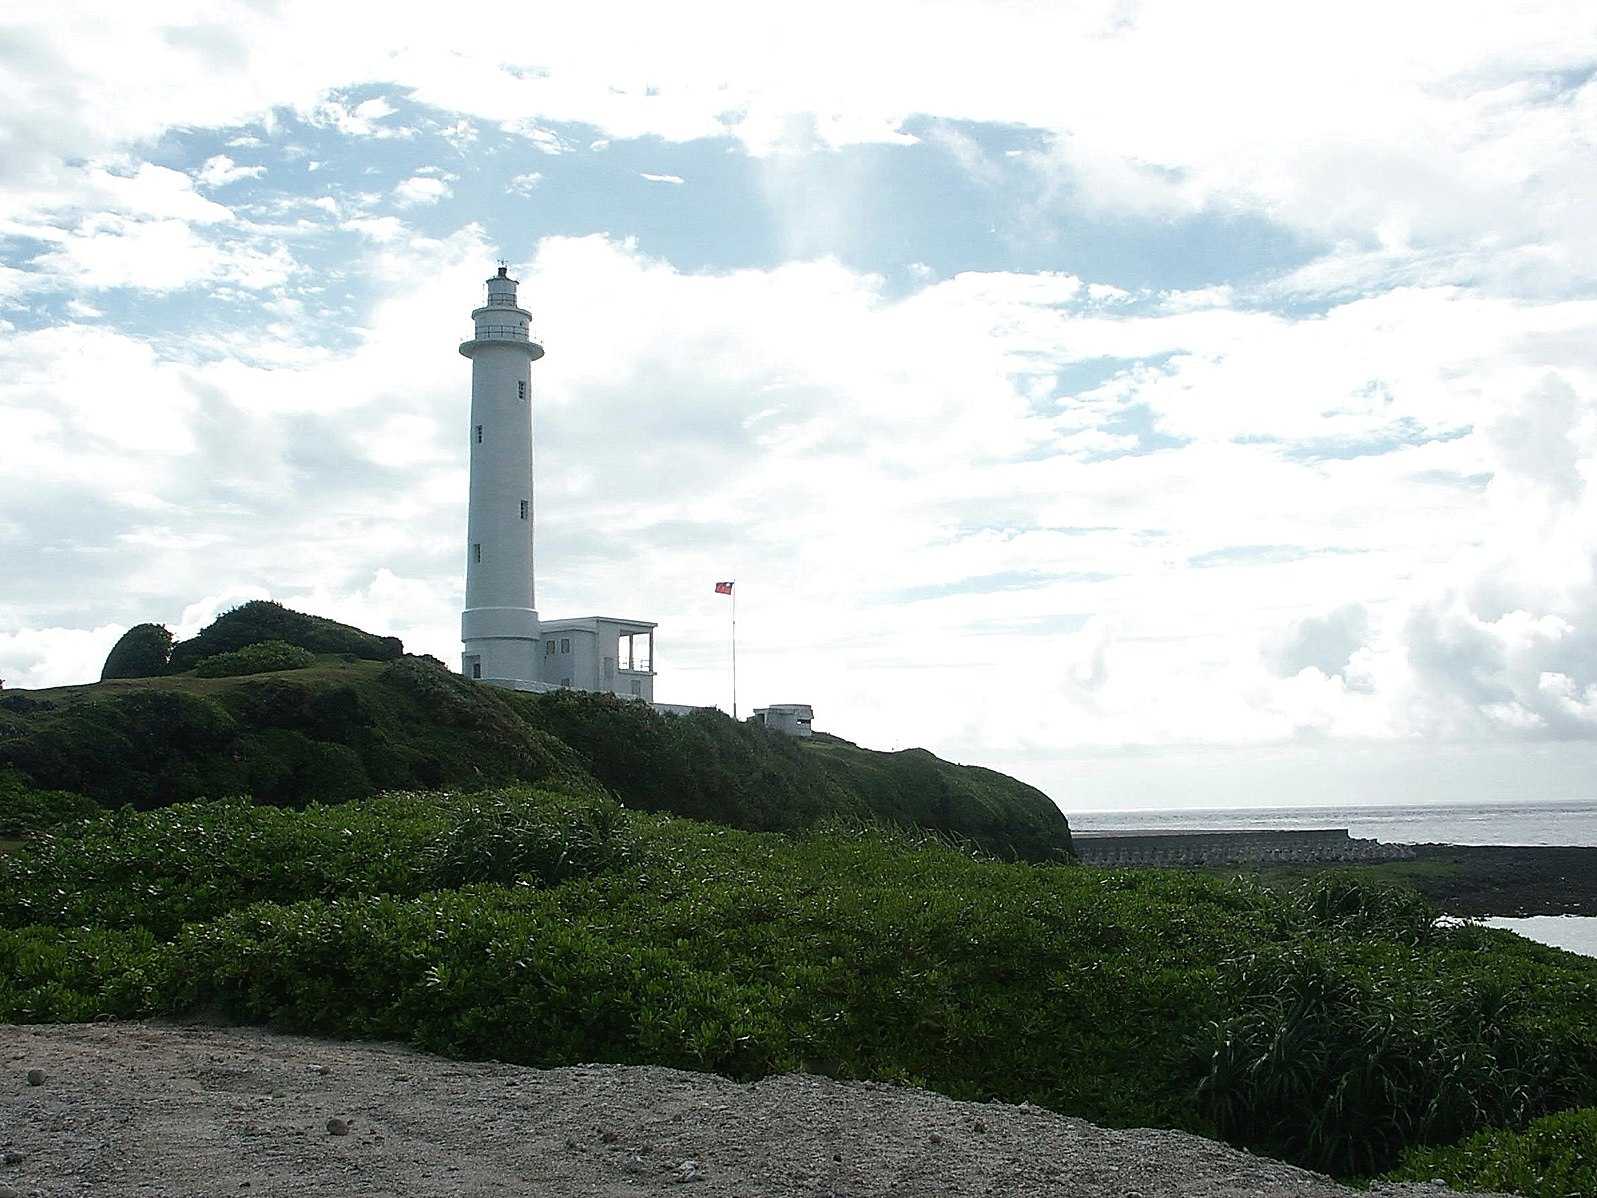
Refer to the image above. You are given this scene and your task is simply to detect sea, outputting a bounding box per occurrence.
[1069,798,1597,960]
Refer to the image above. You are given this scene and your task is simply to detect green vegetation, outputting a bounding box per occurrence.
[1,655,1071,857]
[1386,1106,1597,1196]
[805,733,1068,861]
[1,794,1592,1186]
[192,640,317,678]
[100,623,174,680]
[164,600,403,672]
[0,658,590,810]
[0,768,100,837]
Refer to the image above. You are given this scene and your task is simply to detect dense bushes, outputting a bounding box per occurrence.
[521,691,1073,858]
[192,640,316,678]
[1200,876,1597,1175]
[2,792,1593,1180]
[0,659,592,809]
[165,600,403,671]
[0,769,100,837]
[0,790,628,938]
[1386,1106,1597,1196]
[100,623,174,680]
[523,690,861,832]
[804,735,1072,860]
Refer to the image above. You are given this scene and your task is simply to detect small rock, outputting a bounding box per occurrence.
[0,1184,20,1198]
[973,1119,987,1134]
[326,1118,351,1136]
[25,1069,45,1086]
[671,1159,702,1184]
[928,1132,943,1145]
[601,1129,619,1143]
[270,1090,286,1099]
[2,1150,23,1165]
[833,1153,842,1161]
[625,1154,647,1175]
[306,1064,330,1076]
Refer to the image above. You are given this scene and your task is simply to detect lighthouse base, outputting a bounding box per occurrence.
[461,605,541,686]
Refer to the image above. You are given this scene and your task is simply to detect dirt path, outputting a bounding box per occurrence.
[1,1023,1497,1197]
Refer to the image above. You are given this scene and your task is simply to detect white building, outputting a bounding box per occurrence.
[459,267,658,701]
[752,703,814,737]
[535,617,656,701]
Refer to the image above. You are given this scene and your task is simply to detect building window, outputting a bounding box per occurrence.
[560,638,571,654]
[474,425,483,444]
[517,380,526,399]
[560,677,572,688]
[472,543,481,563]
[545,639,556,656]
[472,662,482,679]
[520,499,528,520]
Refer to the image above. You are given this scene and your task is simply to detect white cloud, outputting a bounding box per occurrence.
[195,155,265,188]
[0,624,124,690]
[508,172,543,195]
[639,172,685,185]
[392,175,451,206]
[29,216,298,292]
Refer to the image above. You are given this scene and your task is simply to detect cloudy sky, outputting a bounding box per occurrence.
[3,2,1596,810]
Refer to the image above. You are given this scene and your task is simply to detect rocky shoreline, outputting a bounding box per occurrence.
[1,1023,1503,1198]
[1402,843,1597,917]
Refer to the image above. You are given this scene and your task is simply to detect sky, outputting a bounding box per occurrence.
[2,1,1596,812]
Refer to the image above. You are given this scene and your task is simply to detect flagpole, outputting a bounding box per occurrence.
[731,583,738,720]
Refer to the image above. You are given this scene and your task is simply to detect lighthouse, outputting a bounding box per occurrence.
[459,265,543,685]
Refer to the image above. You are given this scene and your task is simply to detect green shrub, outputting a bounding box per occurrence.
[1198,921,1593,1175]
[521,692,1073,859]
[0,769,100,837]
[0,789,628,938]
[1386,1106,1597,1198]
[100,623,174,680]
[167,600,402,671]
[0,689,239,806]
[193,641,317,678]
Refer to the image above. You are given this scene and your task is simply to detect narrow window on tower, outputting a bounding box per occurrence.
[520,499,528,520]
[560,638,571,654]
[517,380,526,400]
[474,425,483,444]
[472,662,482,679]
[473,543,481,563]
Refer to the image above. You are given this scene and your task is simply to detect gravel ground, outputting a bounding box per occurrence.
[0,1022,1501,1197]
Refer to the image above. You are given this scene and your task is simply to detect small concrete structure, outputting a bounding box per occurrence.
[752,703,814,737]
[536,617,656,701]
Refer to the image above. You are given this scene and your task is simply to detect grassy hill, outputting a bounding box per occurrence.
[0,612,1073,858]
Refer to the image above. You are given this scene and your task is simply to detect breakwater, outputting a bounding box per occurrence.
[1072,828,1414,867]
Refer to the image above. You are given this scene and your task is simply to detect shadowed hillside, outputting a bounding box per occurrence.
[0,605,1073,859]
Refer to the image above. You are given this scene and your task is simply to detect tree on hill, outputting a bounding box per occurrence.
[101,624,175,680]
[166,601,403,671]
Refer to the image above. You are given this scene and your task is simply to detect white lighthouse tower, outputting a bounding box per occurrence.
[459,265,543,685]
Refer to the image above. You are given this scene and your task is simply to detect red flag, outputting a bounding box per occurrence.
[714,581,734,595]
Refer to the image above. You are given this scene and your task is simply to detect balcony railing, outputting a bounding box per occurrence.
[470,324,537,342]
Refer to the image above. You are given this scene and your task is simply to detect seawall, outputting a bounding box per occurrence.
[1072,828,1415,867]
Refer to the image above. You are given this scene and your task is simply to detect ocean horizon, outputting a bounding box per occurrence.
[1066,796,1597,848]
